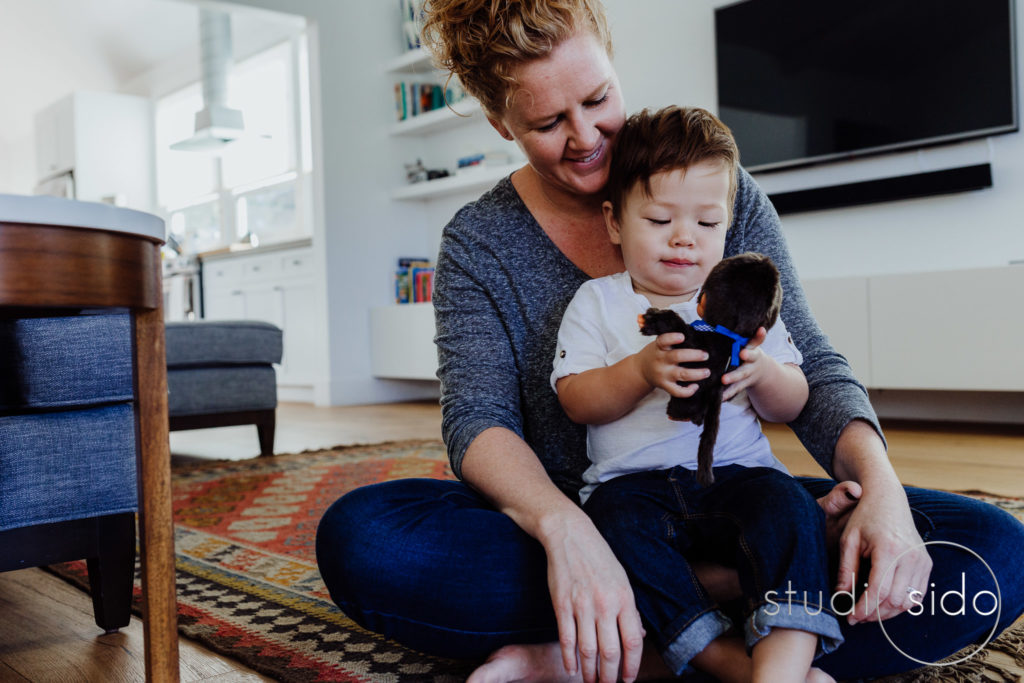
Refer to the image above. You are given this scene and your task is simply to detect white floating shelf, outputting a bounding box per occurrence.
[391,163,521,201]
[390,99,481,137]
[384,48,435,75]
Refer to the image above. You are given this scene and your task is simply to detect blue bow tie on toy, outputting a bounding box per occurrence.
[691,319,749,367]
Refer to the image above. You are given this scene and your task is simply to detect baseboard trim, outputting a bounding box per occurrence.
[869,389,1024,425]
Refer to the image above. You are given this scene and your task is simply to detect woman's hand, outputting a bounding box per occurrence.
[635,332,709,398]
[831,421,933,624]
[835,479,932,624]
[540,510,646,683]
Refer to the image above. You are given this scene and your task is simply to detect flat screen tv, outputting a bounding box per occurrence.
[715,0,1019,172]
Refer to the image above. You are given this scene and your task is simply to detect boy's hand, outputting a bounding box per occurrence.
[721,327,771,401]
[635,332,710,398]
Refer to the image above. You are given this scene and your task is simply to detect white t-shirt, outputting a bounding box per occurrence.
[551,271,803,504]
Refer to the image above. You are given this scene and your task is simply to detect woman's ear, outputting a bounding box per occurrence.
[603,201,622,245]
[487,117,514,141]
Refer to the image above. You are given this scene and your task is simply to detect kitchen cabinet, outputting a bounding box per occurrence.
[33,91,154,211]
[201,241,318,399]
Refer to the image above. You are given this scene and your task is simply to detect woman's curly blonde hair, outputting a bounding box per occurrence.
[420,0,613,117]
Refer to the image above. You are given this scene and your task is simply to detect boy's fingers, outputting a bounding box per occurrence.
[666,382,698,398]
[656,333,685,349]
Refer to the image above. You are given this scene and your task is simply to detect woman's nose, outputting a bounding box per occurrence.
[567,112,600,150]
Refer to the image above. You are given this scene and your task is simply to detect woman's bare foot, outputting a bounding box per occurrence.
[467,642,581,683]
[818,481,862,547]
[468,638,672,683]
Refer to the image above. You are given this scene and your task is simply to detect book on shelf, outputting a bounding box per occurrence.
[393,81,467,121]
[394,257,434,304]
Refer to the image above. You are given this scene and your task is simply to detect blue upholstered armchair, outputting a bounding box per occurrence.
[0,312,137,632]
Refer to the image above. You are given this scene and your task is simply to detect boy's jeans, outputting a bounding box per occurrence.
[584,464,843,674]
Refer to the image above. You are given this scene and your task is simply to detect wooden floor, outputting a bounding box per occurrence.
[1,401,1022,681]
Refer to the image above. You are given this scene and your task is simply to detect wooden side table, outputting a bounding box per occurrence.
[0,195,179,682]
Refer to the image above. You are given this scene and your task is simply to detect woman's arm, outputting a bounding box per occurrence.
[460,427,646,682]
[727,167,884,473]
[434,218,645,682]
[831,421,932,624]
[729,168,931,622]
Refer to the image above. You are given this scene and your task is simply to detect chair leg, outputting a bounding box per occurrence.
[86,513,136,633]
[257,409,276,457]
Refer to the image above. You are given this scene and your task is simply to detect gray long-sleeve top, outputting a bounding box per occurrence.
[433,169,882,497]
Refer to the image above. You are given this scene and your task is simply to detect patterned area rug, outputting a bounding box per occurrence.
[48,440,1024,682]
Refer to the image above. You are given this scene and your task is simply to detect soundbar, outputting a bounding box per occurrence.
[767,163,993,215]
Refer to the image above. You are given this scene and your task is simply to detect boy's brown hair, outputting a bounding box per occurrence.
[421,0,612,117]
[606,106,740,221]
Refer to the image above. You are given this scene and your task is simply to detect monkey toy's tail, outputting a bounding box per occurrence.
[696,386,724,486]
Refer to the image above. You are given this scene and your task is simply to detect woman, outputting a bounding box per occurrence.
[315,1,1024,681]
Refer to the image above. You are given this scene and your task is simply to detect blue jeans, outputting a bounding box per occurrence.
[584,465,843,674]
[315,476,1024,679]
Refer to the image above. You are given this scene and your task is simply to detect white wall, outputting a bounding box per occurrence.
[225,0,1024,406]
[221,0,717,405]
[0,1,120,195]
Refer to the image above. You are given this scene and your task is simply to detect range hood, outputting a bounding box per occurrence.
[171,9,245,152]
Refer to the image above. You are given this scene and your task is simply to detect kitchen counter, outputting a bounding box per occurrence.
[0,192,163,241]
[199,236,313,261]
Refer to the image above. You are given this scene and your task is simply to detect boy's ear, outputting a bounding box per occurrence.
[603,201,622,245]
[487,117,514,141]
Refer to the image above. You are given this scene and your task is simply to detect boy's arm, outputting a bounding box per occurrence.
[557,334,709,425]
[723,328,809,423]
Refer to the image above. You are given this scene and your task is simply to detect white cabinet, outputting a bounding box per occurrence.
[802,265,1024,391]
[33,91,154,212]
[370,303,438,380]
[201,242,318,395]
[801,276,871,383]
[868,267,1024,391]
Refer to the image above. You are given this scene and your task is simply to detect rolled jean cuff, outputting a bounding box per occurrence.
[662,609,734,675]
[744,602,845,658]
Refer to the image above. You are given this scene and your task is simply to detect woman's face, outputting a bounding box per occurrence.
[489,31,626,200]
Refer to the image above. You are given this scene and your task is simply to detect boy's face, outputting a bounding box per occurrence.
[603,160,731,307]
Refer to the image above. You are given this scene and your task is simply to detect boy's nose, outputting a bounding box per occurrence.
[670,225,695,247]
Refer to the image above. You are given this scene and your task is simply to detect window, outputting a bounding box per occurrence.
[155,34,313,254]
[168,197,221,254]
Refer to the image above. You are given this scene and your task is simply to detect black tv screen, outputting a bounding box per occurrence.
[715,0,1019,172]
